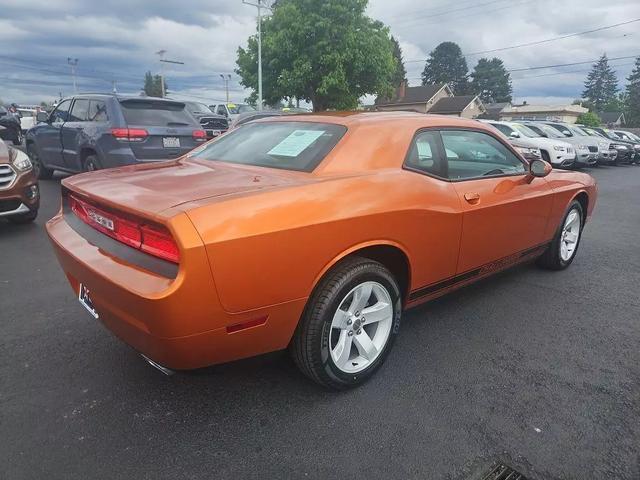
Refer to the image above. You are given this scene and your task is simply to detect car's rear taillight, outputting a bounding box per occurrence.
[69,195,179,264]
[111,128,149,142]
[192,129,207,142]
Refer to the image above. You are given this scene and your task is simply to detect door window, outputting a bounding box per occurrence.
[88,100,109,122]
[50,100,71,124]
[441,130,526,180]
[405,130,446,177]
[68,99,90,122]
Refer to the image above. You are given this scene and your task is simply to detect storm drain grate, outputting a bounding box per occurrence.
[481,462,528,480]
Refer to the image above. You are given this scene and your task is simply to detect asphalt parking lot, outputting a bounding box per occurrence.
[1,164,639,480]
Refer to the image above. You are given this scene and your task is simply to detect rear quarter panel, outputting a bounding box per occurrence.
[183,169,463,313]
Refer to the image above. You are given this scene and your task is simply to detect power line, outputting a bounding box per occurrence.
[465,18,640,56]
[388,0,511,25]
[507,54,640,73]
[511,62,636,80]
[405,18,640,63]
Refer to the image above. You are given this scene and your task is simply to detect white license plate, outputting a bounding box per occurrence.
[78,283,99,319]
[162,137,180,148]
[207,130,221,137]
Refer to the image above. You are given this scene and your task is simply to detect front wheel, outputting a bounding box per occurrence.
[291,257,401,390]
[536,200,583,270]
[27,143,53,180]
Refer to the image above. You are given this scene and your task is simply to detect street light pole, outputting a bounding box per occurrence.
[220,74,231,103]
[242,0,271,111]
[67,57,79,93]
[155,50,166,98]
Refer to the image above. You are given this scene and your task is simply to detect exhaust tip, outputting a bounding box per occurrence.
[140,354,175,376]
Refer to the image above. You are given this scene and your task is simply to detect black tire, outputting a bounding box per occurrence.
[536,200,584,270]
[12,127,23,146]
[8,209,38,224]
[290,256,402,390]
[83,154,101,172]
[27,143,53,180]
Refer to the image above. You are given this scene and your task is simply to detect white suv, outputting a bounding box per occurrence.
[480,120,576,168]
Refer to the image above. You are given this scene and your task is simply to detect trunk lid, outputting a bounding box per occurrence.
[61,159,313,217]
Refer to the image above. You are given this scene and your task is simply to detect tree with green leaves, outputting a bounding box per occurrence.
[625,56,640,127]
[390,36,407,88]
[421,41,468,94]
[470,57,512,103]
[236,0,396,111]
[582,54,618,112]
[576,112,601,127]
[143,71,165,97]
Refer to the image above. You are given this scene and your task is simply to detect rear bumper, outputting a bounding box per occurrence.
[45,212,304,370]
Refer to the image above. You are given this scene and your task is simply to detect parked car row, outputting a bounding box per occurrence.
[482,118,639,168]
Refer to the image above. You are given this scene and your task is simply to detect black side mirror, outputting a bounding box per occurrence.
[36,111,49,123]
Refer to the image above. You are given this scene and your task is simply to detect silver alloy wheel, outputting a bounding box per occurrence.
[329,281,393,374]
[560,208,581,261]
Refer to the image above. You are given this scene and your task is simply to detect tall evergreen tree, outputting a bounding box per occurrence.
[421,41,468,94]
[582,54,618,112]
[625,56,640,127]
[390,36,407,88]
[470,57,512,103]
[143,71,165,97]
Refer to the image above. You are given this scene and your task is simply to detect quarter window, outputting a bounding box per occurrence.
[88,100,109,122]
[405,131,445,177]
[440,130,525,180]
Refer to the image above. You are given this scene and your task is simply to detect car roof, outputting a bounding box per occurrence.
[255,111,489,130]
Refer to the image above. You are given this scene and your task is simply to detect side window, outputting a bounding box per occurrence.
[216,105,227,116]
[68,99,89,122]
[50,100,71,124]
[490,123,515,137]
[441,130,526,180]
[88,100,109,122]
[405,130,446,178]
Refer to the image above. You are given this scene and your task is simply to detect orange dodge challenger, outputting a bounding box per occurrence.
[47,112,597,389]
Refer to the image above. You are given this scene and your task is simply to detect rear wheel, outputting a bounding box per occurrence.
[27,143,53,180]
[291,257,401,389]
[536,200,583,270]
[83,154,101,172]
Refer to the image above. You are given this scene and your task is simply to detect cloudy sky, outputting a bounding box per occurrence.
[0,0,638,106]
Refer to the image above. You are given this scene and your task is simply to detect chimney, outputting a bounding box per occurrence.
[398,80,407,100]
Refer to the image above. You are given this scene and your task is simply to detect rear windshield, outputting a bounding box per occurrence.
[120,100,195,127]
[192,121,347,172]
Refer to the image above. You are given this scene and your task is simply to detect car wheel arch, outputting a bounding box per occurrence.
[79,147,99,169]
[309,241,412,307]
[573,191,589,219]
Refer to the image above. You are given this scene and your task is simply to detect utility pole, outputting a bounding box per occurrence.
[220,74,231,103]
[67,57,79,93]
[155,50,166,98]
[242,0,271,110]
[112,80,117,93]
[156,49,185,98]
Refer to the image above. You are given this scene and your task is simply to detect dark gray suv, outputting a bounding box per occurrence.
[25,94,207,179]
